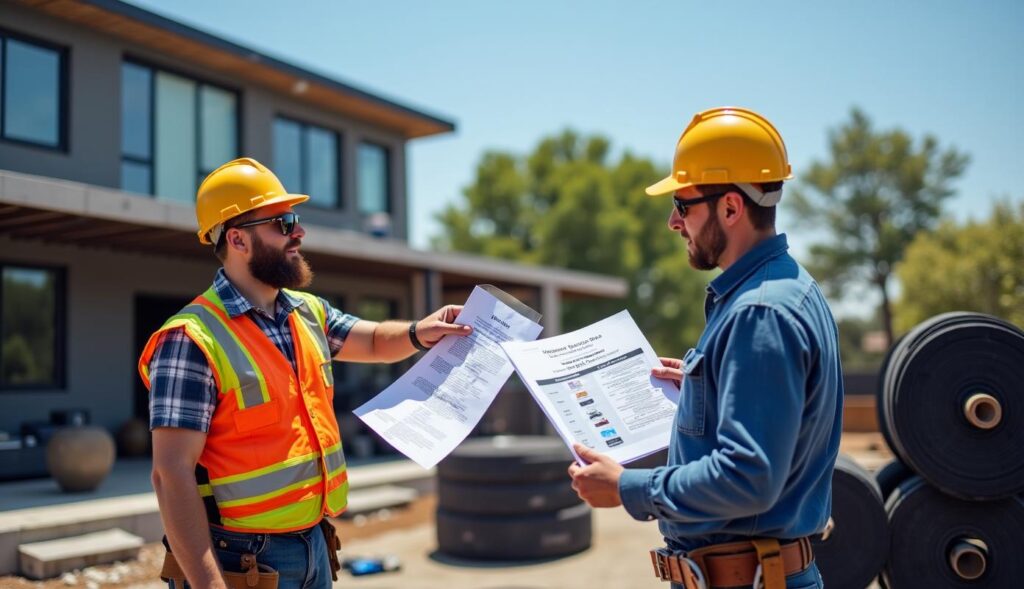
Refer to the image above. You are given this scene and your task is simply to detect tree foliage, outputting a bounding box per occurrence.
[788,108,969,343]
[434,130,707,355]
[895,201,1024,332]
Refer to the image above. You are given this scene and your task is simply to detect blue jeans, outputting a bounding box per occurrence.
[169,524,333,589]
[671,561,823,589]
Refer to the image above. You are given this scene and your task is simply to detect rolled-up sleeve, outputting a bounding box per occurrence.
[320,297,360,357]
[619,305,810,526]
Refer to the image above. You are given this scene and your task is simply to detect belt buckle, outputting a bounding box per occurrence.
[652,548,672,580]
[651,548,707,589]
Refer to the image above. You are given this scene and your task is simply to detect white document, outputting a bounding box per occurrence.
[500,310,679,465]
[354,286,543,469]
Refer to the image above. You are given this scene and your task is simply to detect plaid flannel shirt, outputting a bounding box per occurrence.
[146,269,360,432]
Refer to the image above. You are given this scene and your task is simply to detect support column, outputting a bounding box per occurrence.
[410,271,427,319]
[540,283,561,336]
[426,269,442,313]
[411,269,443,317]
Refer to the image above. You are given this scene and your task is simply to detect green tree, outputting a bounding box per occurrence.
[434,130,707,355]
[788,108,969,344]
[895,200,1024,331]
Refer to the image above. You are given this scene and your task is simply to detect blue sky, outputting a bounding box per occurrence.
[130,1,1022,275]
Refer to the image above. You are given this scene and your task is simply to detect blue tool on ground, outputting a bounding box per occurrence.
[342,555,401,576]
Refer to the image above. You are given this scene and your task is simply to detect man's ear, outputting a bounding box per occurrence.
[228,228,249,255]
[721,191,745,227]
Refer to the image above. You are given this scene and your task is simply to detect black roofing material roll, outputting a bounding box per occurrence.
[876,333,904,453]
[436,503,592,560]
[437,435,574,484]
[436,436,591,560]
[875,458,914,503]
[438,478,582,516]
[883,477,1024,588]
[879,312,1024,500]
[811,454,888,589]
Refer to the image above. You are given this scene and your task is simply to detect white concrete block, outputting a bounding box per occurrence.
[18,528,143,580]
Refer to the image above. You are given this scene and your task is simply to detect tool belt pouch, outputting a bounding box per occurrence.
[319,519,343,581]
[161,550,279,589]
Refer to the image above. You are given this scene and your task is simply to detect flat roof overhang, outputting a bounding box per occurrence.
[14,0,455,139]
[0,170,628,299]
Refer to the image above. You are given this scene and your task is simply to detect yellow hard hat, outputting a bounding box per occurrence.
[645,107,793,203]
[195,157,308,244]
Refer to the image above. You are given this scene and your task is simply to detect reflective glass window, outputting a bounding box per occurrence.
[1,266,63,389]
[305,126,338,207]
[120,61,237,200]
[2,37,63,147]
[199,85,237,174]
[357,142,390,214]
[273,118,302,194]
[121,63,151,159]
[154,71,197,203]
[273,117,340,208]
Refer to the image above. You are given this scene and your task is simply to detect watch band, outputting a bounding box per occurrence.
[409,321,430,352]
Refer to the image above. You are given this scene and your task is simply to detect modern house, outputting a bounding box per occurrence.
[0,0,627,476]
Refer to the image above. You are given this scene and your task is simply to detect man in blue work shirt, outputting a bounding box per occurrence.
[569,107,842,589]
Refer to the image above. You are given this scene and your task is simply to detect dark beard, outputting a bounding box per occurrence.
[688,210,727,271]
[248,232,313,289]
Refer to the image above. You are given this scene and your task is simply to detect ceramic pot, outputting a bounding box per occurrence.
[117,418,151,457]
[46,426,115,492]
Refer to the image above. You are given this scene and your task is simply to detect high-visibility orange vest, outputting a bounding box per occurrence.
[139,286,348,533]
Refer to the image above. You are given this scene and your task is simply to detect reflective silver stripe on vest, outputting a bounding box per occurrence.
[324,446,347,475]
[212,457,321,504]
[294,300,330,362]
[181,304,266,409]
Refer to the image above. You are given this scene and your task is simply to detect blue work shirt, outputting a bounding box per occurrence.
[619,233,843,552]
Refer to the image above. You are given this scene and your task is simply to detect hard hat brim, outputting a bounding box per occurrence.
[197,192,310,244]
[645,175,688,197]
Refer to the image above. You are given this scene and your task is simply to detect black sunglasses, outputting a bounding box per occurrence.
[231,212,301,236]
[672,190,732,218]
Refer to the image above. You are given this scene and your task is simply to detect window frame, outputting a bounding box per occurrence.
[120,56,242,199]
[357,140,392,215]
[0,27,69,152]
[272,114,343,210]
[0,261,67,392]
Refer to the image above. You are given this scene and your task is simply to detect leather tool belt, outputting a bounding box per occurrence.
[159,521,342,586]
[319,519,343,581]
[160,550,279,589]
[650,537,813,589]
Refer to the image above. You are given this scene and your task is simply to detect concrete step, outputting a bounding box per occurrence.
[342,484,418,518]
[18,528,143,580]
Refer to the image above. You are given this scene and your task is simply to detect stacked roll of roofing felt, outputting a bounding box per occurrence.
[435,435,592,561]
[810,454,889,589]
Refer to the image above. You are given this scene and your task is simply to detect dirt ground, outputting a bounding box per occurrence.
[0,433,892,588]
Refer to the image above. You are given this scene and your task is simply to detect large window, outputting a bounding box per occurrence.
[1,264,64,390]
[0,33,66,149]
[121,61,238,202]
[272,117,340,208]
[357,142,390,214]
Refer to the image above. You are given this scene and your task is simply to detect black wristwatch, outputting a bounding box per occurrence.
[409,321,430,352]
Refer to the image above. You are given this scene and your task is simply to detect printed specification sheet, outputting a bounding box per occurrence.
[501,311,679,464]
[355,286,542,468]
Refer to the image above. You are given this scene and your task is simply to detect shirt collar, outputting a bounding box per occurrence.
[213,268,303,319]
[708,233,790,301]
